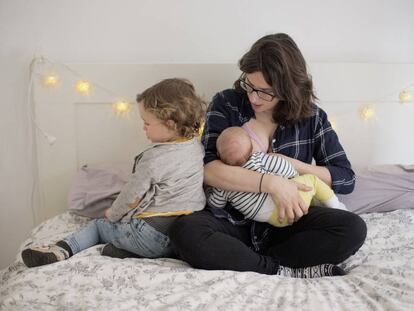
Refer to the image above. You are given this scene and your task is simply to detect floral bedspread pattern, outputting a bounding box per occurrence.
[1,210,414,311]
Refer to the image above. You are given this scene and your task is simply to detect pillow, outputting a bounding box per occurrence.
[68,166,128,218]
[337,164,414,214]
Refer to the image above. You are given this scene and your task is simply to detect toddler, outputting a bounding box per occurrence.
[22,78,206,267]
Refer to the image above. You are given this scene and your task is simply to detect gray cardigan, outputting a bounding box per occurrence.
[106,138,206,222]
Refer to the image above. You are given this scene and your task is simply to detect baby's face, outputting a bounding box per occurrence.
[217,133,252,166]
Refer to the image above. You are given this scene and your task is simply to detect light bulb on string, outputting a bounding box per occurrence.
[75,80,91,95]
[359,105,375,121]
[43,73,59,88]
[112,99,131,117]
[399,90,412,103]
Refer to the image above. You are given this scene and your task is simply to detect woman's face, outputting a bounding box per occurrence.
[244,71,279,114]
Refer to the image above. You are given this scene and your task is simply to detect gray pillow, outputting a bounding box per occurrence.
[68,166,128,218]
[338,165,414,214]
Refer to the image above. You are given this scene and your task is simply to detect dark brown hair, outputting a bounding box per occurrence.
[137,78,206,138]
[235,33,317,126]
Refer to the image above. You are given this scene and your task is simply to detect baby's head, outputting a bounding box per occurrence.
[216,127,252,166]
[137,78,206,142]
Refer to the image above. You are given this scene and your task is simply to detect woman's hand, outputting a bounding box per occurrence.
[270,153,333,187]
[263,174,312,224]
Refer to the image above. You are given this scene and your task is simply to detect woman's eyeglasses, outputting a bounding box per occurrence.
[238,79,276,102]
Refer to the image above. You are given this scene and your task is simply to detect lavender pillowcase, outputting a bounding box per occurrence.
[68,164,413,218]
[338,165,414,214]
[68,166,128,218]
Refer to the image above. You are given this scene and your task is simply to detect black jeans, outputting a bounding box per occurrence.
[169,206,367,274]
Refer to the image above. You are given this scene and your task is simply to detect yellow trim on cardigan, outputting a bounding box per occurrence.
[171,122,204,143]
[172,137,192,143]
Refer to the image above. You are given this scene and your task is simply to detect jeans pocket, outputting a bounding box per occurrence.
[127,219,172,258]
[131,218,146,232]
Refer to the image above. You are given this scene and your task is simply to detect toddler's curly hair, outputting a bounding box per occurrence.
[137,78,206,138]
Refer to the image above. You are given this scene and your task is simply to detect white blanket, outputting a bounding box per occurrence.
[1,210,414,311]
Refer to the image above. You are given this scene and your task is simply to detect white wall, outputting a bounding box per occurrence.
[1,0,413,269]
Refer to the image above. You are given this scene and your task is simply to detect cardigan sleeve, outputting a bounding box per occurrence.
[105,152,153,222]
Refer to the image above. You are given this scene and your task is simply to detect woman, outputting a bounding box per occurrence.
[169,33,367,277]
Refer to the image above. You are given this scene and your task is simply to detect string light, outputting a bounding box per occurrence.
[43,73,59,88]
[112,100,131,116]
[37,57,136,119]
[399,90,412,103]
[75,80,91,95]
[34,56,412,126]
[359,105,375,121]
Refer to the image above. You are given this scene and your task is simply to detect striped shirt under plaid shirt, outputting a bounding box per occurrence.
[202,89,355,249]
[207,151,298,220]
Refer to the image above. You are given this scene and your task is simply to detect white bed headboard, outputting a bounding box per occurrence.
[33,62,414,222]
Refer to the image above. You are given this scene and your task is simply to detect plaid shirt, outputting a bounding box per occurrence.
[201,89,355,251]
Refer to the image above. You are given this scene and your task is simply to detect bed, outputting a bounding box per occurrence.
[1,63,414,310]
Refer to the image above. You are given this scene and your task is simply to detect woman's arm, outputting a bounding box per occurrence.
[204,160,311,224]
[202,90,310,224]
[272,107,355,194]
[204,160,263,192]
[312,108,355,194]
[273,155,332,186]
[295,161,332,187]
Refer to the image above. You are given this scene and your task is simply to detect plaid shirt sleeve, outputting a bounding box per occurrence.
[200,90,253,225]
[201,90,250,165]
[312,107,355,194]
